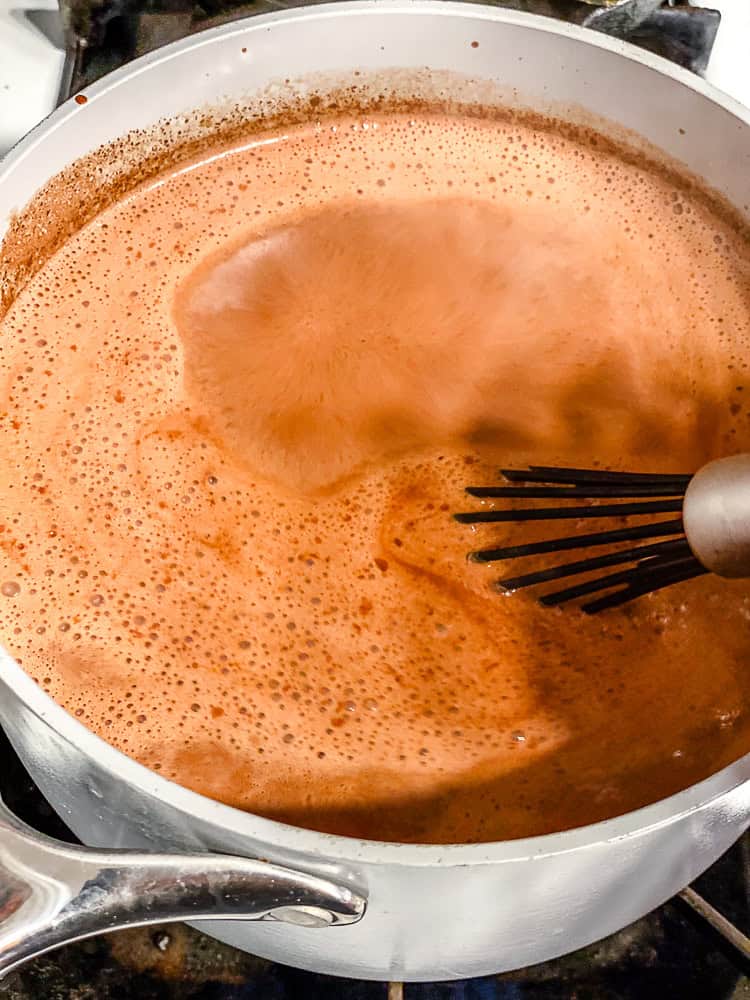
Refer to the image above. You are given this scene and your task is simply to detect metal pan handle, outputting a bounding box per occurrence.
[0,794,365,978]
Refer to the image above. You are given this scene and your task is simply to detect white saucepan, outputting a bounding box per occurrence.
[0,0,748,983]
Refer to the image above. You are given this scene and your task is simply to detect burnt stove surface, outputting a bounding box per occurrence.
[4,1,748,997]
[0,725,748,999]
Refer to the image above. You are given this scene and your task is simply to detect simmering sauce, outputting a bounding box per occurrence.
[1,112,749,842]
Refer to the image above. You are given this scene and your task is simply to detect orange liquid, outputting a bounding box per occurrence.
[1,112,749,843]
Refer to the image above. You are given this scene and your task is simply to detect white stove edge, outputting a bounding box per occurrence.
[0,0,64,158]
[0,0,748,158]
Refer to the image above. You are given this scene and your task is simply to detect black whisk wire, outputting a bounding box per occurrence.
[455,499,683,523]
[469,518,685,563]
[456,466,703,612]
[497,537,692,592]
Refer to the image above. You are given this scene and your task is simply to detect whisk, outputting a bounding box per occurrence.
[455,454,750,613]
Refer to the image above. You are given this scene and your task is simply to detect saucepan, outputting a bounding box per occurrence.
[0,0,749,983]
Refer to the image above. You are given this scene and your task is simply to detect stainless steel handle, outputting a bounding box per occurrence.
[0,795,365,978]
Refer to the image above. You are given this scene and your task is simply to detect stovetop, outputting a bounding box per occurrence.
[1,1,750,997]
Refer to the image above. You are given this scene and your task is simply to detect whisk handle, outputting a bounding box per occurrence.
[683,453,750,578]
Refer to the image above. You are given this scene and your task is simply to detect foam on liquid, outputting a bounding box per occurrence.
[1,112,750,843]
